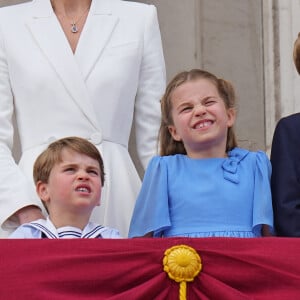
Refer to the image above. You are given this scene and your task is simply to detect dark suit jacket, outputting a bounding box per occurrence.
[271,113,300,236]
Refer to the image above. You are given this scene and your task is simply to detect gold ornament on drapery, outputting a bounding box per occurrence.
[163,245,202,300]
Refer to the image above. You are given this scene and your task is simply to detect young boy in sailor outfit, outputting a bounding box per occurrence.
[10,137,120,239]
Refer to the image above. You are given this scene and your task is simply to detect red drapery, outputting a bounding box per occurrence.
[1,237,300,299]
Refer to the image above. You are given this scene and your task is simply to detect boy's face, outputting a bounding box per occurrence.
[37,148,102,215]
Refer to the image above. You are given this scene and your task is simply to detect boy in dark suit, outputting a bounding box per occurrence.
[271,33,300,236]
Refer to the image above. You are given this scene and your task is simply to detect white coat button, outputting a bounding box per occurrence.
[90,132,102,145]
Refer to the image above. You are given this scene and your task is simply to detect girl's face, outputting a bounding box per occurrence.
[37,148,102,216]
[168,78,236,158]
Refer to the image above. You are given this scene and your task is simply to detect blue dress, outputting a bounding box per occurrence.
[128,147,274,238]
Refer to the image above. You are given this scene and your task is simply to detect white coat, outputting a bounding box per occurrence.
[0,0,166,237]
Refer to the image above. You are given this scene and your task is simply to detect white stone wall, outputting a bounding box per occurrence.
[0,0,29,5]
[263,0,300,152]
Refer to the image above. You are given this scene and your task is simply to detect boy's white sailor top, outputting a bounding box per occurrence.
[9,217,121,239]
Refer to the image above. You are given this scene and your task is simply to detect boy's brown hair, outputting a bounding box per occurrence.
[33,136,105,186]
[293,33,300,74]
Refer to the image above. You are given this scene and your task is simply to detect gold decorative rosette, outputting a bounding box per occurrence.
[163,245,202,300]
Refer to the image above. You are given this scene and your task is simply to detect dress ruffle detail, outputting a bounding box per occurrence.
[166,230,260,238]
[222,148,250,183]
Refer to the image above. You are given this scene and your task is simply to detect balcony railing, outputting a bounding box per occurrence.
[2,237,299,299]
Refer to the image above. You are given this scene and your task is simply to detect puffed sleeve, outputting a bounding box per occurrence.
[100,228,121,239]
[134,5,166,169]
[9,225,40,239]
[252,151,274,235]
[128,156,170,237]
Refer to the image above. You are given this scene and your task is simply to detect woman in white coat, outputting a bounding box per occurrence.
[0,0,166,237]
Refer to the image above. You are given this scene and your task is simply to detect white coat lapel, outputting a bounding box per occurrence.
[75,0,119,80]
[26,0,100,130]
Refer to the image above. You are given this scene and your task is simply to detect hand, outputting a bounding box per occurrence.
[262,225,273,237]
[15,205,45,225]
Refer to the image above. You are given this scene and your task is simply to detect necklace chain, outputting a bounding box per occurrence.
[53,4,90,34]
[67,6,90,33]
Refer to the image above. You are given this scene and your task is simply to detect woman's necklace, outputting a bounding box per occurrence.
[67,6,90,33]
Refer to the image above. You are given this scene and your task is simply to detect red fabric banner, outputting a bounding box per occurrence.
[1,237,300,299]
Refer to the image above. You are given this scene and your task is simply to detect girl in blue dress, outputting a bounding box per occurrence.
[129,69,273,238]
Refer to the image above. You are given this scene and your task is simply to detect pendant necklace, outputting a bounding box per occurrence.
[67,6,90,34]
